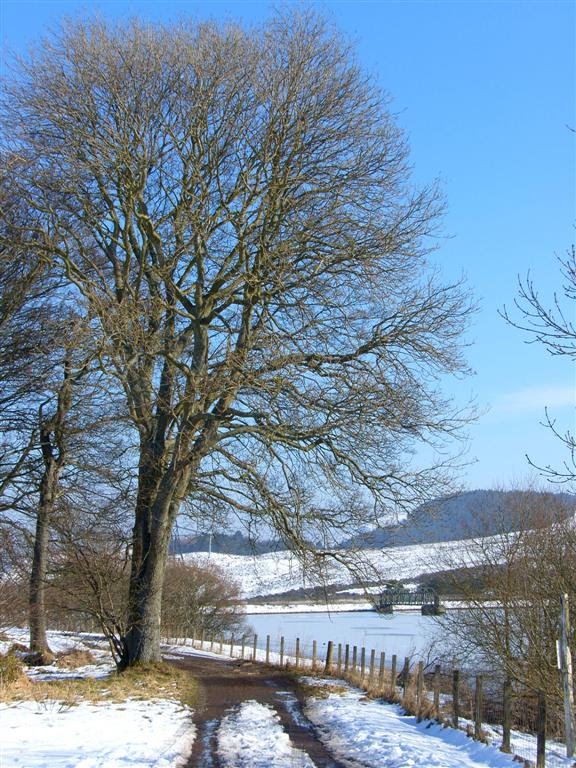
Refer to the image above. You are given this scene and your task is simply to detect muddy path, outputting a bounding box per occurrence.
[168,653,352,768]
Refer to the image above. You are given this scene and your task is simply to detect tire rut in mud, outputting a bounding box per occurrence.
[168,653,350,768]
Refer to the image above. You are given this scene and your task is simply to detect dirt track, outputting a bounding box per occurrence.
[168,653,353,767]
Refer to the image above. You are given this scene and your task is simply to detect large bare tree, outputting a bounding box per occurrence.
[1,12,473,666]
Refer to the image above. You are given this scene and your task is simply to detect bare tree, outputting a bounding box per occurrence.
[48,505,133,666]
[0,12,474,666]
[437,490,576,705]
[502,247,576,483]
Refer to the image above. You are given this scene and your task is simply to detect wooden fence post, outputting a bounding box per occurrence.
[280,636,285,667]
[433,665,441,719]
[295,637,300,669]
[312,640,317,671]
[402,657,410,696]
[452,668,460,729]
[241,637,245,660]
[474,675,483,740]
[537,690,546,768]
[324,640,334,673]
[337,643,342,675]
[360,647,366,681]
[369,649,376,689]
[416,661,424,720]
[378,652,386,692]
[560,593,575,758]
[391,654,398,695]
[501,676,512,753]
[265,635,270,665]
[344,644,350,673]
[252,634,258,662]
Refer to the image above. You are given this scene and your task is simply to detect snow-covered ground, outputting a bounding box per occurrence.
[305,677,576,768]
[0,699,194,768]
[0,629,195,768]
[305,678,518,768]
[1,627,573,768]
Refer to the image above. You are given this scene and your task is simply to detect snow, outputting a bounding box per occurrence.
[304,678,518,768]
[303,677,575,768]
[0,699,194,768]
[218,700,314,767]
[0,628,194,768]
[245,601,374,614]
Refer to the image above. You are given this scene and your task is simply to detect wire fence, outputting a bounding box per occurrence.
[172,628,574,768]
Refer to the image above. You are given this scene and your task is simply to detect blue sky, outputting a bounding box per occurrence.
[1,0,574,491]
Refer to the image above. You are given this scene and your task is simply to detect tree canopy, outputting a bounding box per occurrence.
[0,12,473,665]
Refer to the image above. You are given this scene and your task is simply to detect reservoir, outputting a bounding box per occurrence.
[247,609,444,662]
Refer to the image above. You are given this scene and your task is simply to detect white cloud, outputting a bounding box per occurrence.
[490,384,575,416]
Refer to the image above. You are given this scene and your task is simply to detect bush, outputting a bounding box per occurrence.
[162,560,246,639]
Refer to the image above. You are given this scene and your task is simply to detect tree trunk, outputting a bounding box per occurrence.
[123,539,167,666]
[29,443,59,653]
[123,461,190,667]
[29,366,72,654]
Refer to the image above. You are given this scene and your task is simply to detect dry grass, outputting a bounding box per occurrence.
[0,652,27,686]
[296,677,349,700]
[0,656,198,708]
[55,649,96,668]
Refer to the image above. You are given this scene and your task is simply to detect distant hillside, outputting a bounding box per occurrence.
[346,489,576,549]
[173,490,576,556]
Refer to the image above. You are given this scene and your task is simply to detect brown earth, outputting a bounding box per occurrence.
[168,652,360,767]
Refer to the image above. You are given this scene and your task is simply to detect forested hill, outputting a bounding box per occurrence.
[169,530,283,556]
[345,489,576,549]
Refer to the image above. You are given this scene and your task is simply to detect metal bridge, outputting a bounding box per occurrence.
[376,586,445,615]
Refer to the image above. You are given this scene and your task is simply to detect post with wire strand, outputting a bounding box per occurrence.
[559,593,575,757]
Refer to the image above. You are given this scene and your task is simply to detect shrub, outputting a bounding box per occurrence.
[0,652,25,685]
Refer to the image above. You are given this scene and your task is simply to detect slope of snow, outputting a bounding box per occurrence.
[182,538,489,599]
[217,700,314,767]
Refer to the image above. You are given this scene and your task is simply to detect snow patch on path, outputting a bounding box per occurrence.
[217,700,315,767]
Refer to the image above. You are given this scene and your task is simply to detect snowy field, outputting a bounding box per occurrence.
[1,627,573,768]
[182,538,487,599]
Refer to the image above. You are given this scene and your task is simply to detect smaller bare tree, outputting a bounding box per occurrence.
[437,489,576,713]
[502,247,576,484]
[47,506,132,667]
